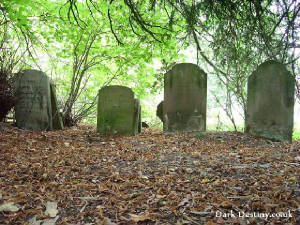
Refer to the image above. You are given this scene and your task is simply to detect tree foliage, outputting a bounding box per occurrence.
[51,0,300,127]
[0,0,181,125]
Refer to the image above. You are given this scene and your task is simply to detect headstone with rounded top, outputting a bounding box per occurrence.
[97,85,140,135]
[245,60,294,142]
[14,69,53,131]
[163,63,207,133]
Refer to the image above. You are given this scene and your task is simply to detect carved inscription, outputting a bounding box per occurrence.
[14,70,52,131]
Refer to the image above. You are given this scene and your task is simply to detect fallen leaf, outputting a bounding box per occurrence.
[129,213,160,223]
[192,152,201,157]
[205,220,217,225]
[97,208,103,218]
[0,202,20,212]
[289,176,296,182]
[220,201,232,208]
[44,201,58,218]
[294,156,300,161]
[185,168,193,174]
[202,178,210,183]
[178,196,190,207]
[27,215,42,225]
[98,217,117,225]
[40,216,59,225]
[64,142,70,147]
[193,160,201,166]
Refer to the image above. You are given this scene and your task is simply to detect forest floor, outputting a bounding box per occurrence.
[0,123,299,225]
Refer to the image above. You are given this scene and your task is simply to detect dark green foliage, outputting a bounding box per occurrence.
[0,70,15,121]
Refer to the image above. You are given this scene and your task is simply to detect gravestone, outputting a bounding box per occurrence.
[97,86,140,135]
[14,70,53,131]
[134,98,142,133]
[163,63,207,133]
[142,122,149,128]
[245,60,294,142]
[50,84,64,130]
[156,101,163,122]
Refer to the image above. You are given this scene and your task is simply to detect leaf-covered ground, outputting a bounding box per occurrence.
[0,123,299,225]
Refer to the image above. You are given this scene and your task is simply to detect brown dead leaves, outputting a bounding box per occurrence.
[0,125,299,224]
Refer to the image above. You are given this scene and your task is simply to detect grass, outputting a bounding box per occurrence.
[193,132,207,139]
[207,122,300,140]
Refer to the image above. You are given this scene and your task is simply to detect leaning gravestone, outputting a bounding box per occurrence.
[245,60,294,142]
[97,86,140,135]
[14,70,53,131]
[50,84,64,130]
[163,63,207,133]
[156,101,163,122]
[134,98,142,133]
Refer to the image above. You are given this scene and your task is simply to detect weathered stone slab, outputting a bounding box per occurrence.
[245,60,294,142]
[14,70,53,131]
[50,84,64,130]
[163,63,207,133]
[97,85,139,135]
[156,101,163,122]
[134,98,142,133]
